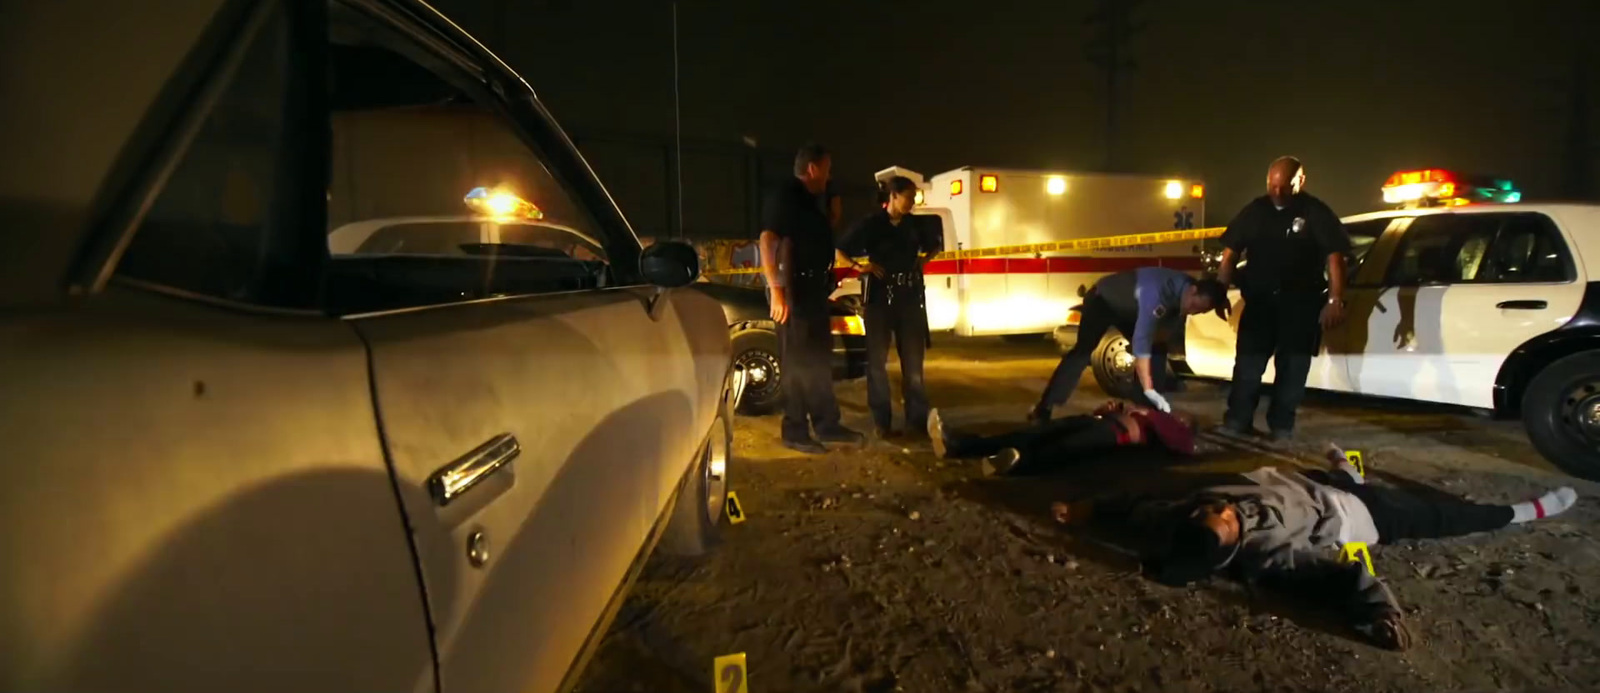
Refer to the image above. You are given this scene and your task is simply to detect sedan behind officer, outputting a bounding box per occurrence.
[836,175,942,438]
[1215,156,1352,440]
[759,143,866,454]
[1031,267,1227,422]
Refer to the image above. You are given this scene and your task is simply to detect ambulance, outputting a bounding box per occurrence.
[835,166,1209,339]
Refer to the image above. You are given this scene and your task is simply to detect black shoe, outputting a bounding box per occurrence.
[981,448,1022,477]
[875,426,899,440]
[1268,429,1295,443]
[928,409,948,458]
[816,426,866,446]
[781,437,827,454]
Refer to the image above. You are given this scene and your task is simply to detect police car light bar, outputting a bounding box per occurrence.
[1381,169,1520,207]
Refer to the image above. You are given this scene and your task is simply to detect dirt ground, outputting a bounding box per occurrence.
[575,338,1600,693]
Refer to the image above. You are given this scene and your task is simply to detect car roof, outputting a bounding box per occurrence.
[0,0,532,306]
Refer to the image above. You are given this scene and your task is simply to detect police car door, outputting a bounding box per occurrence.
[1349,212,1583,407]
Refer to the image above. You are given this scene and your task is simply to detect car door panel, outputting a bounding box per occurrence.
[1,288,434,693]
[1351,213,1583,408]
[352,286,721,693]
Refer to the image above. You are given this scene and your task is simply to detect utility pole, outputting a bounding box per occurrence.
[1084,0,1145,173]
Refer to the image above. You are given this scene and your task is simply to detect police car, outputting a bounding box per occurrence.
[1178,171,1600,480]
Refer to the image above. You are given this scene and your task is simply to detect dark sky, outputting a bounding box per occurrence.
[431,0,1598,233]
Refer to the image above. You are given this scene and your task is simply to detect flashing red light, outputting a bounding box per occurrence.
[1383,169,1457,188]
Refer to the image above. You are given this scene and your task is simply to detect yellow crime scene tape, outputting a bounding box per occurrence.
[701,226,1224,276]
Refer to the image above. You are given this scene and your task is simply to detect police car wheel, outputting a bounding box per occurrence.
[1091,330,1144,400]
[661,399,732,556]
[836,294,864,315]
[731,328,783,415]
[1523,351,1600,481]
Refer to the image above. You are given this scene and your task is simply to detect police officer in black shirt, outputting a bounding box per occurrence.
[836,175,943,438]
[1215,156,1352,440]
[760,144,866,453]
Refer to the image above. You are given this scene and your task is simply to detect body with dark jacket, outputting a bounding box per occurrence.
[836,176,942,437]
[1214,156,1353,439]
[1054,450,1578,650]
[928,399,1196,475]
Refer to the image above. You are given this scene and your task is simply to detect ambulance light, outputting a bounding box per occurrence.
[1190,184,1205,199]
[1046,176,1067,196]
[1164,181,1183,200]
[979,174,999,193]
[914,189,926,206]
[950,179,964,196]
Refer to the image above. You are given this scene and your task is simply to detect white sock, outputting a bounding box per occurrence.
[1511,487,1578,523]
[1325,443,1364,485]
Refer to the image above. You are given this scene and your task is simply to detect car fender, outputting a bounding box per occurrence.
[1495,282,1600,415]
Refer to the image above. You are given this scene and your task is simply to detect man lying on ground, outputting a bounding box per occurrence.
[1050,445,1579,650]
[927,400,1196,476]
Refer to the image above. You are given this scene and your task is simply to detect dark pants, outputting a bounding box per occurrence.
[864,297,930,431]
[1226,292,1322,433]
[776,283,843,442]
[948,415,1122,473]
[1038,292,1165,411]
[1310,471,1514,542]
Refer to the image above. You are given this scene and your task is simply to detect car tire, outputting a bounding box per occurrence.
[1522,350,1600,481]
[660,399,733,557]
[731,327,782,415]
[836,294,864,315]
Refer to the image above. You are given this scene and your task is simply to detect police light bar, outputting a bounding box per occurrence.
[1381,169,1520,207]
[464,186,544,219]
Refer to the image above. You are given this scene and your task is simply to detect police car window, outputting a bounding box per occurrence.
[1342,219,1389,267]
[1479,214,1574,284]
[322,2,611,312]
[1385,215,1501,286]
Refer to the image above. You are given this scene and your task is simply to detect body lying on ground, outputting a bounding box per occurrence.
[1051,446,1579,650]
[928,400,1195,475]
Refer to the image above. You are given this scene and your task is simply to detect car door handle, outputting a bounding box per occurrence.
[428,433,520,506]
[1496,300,1547,310]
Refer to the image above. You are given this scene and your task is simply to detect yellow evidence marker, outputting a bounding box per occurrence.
[724,492,746,525]
[1341,541,1376,577]
[713,652,748,693]
[1344,449,1366,478]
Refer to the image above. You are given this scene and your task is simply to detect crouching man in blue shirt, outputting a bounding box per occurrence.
[1031,267,1227,423]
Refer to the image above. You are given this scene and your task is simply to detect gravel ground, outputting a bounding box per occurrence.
[576,338,1600,693]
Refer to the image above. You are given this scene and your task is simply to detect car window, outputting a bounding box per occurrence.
[1478,214,1574,283]
[113,5,309,307]
[323,2,612,310]
[1386,213,1574,286]
[1342,218,1390,270]
[1385,215,1501,285]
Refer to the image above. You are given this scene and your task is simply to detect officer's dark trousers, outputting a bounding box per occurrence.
[1306,471,1514,542]
[1038,292,1166,411]
[864,296,930,432]
[1226,291,1322,433]
[777,283,844,442]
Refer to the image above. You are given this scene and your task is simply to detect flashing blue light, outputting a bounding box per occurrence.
[1505,191,1522,203]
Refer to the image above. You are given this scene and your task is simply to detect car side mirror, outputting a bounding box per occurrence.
[641,241,700,288]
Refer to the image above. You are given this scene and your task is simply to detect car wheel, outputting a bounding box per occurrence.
[1090,329,1143,399]
[836,293,863,315]
[1522,350,1600,481]
[660,399,732,556]
[731,327,782,415]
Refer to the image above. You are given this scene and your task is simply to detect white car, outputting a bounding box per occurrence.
[1176,198,1600,479]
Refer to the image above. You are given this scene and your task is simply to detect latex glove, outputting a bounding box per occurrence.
[1143,389,1171,413]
